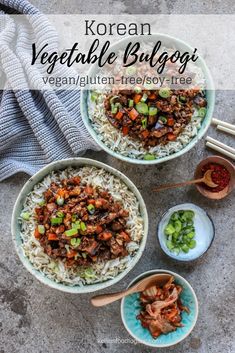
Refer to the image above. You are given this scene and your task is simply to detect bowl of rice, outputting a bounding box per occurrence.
[81,33,215,164]
[11,158,148,293]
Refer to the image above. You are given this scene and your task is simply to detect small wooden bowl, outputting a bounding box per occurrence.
[194,156,235,200]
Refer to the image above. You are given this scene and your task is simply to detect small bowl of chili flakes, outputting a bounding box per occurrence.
[194,156,235,199]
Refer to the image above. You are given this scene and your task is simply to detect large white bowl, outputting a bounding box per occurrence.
[11,158,148,293]
[81,33,215,165]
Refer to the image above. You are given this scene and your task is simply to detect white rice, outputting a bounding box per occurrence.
[19,167,144,286]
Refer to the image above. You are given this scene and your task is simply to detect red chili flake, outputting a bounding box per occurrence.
[201,163,231,192]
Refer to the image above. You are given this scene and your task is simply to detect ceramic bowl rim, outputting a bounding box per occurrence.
[120,269,199,348]
[157,203,215,262]
[80,32,215,165]
[11,158,149,293]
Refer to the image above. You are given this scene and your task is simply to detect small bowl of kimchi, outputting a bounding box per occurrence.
[121,269,198,347]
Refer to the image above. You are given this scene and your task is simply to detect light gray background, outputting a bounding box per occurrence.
[0,1,235,353]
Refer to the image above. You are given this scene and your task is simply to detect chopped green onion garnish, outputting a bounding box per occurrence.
[56,211,64,218]
[159,87,171,98]
[64,228,78,237]
[149,107,158,116]
[158,116,167,124]
[141,93,148,102]
[80,222,87,232]
[50,217,63,225]
[91,91,98,102]
[84,268,95,279]
[21,212,30,221]
[56,196,64,206]
[109,96,119,104]
[141,118,147,129]
[135,102,149,115]
[111,103,118,115]
[144,154,155,160]
[71,214,77,222]
[128,99,134,108]
[38,225,45,234]
[198,107,207,118]
[179,96,186,102]
[71,238,81,247]
[72,221,80,230]
[134,86,142,94]
[87,204,95,215]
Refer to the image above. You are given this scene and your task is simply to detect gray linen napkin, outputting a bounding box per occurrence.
[0,0,100,181]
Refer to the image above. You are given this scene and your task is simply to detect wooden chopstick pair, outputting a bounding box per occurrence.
[206,118,235,160]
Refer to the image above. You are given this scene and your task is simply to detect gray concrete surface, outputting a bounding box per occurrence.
[0,1,235,353]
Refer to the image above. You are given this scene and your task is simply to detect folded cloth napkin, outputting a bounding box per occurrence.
[0,0,100,181]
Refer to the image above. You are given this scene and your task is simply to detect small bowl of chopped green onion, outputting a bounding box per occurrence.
[157,203,215,261]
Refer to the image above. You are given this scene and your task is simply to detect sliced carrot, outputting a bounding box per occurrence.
[115,111,123,120]
[67,250,78,258]
[148,93,157,100]
[84,185,93,194]
[128,108,139,121]
[122,126,129,135]
[134,94,142,104]
[57,188,65,197]
[88,199,96,205]
[142,130,149,139]
[119,231,131,242]
[95,225,103,234]
[167,117,175,126]
[34,228,41,239]
[48,233,59,241]
[167,133,177,141]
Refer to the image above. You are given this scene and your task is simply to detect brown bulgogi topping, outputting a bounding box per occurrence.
[34,176,131,267]
[105,88,207,147]
[137,276,189,339]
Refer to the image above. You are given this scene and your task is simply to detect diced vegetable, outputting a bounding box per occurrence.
[179,96,186,102]
[135,102,149,115]
[148,93,157,100]
[149,107,158,116]
[167,117,174,126]
[38,225,45,235]
[84,268,95,279]
[56,211,64,218]
[48,233,59,241]
[80,222,87,232]
[159,87,171,98]
[21,212,30,221]
[64,228,78,237]
[134,86,142,94]
[122,126,129,135]
[158,116,167,124]
[71,238,81,247]
[134,94,142,104]
[128,99,134,107]
[111,103,118,115]
[141,93,148,102]
[164,223,175,235]
[167,133,177,141]
[90,91,98,102]
[198,107,207,118]
[50,217,63,225]
[56,196,64,206]
[141,118,147,129]
[109,96,119,104]
[144,154,155,160]
[128,108,139,120]
[87,204,95,215]
[72,221,81,230]
[115,111,123,120]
